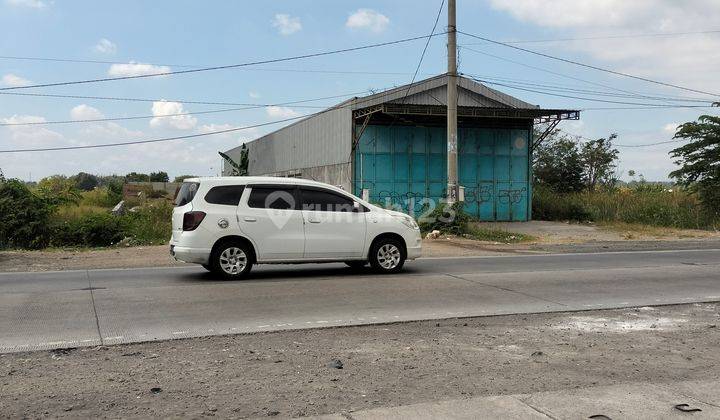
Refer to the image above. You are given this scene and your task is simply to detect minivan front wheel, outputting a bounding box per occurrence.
[369,238,405,273]
[211,241,253,279]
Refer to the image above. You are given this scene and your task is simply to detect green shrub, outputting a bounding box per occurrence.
[80,187,121,207]
[50,213,125,247]
[0,178,54,249]
[120,201,173,245]
[532,186,592,222]
[418,202,470,235]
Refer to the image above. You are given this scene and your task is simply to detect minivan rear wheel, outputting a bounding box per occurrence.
[369,238,405,273]
[210,240,253,279]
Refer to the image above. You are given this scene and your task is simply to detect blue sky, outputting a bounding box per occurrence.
[1,0,718,181]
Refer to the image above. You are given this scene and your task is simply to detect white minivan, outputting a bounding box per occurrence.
[170,177,422,278]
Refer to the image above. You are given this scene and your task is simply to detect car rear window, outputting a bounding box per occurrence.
[247,186,296,210]
[174,182,199,206]
[205,185,245,206]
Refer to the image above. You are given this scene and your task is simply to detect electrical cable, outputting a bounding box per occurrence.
[0,75,447,153]
[459,30,720,98]
[0,88,389,127]
[0,33,446,91]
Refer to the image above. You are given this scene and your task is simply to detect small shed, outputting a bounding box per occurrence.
[223,74,579,221]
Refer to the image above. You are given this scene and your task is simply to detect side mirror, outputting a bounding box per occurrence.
[353,201,361,212]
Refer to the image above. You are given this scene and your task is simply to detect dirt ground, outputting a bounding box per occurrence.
[2,221,719,273]
[1,303,718,418]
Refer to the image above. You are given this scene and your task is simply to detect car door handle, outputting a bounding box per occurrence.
[243,217,257,222]
[308,219,321,224]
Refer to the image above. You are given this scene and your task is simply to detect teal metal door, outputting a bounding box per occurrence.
[354,125,530,221]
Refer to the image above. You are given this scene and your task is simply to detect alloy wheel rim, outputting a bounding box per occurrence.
[377,244,401,270]
[219,247,247,275]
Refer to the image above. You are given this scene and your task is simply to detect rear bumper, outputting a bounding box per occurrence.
[170,244,211,265]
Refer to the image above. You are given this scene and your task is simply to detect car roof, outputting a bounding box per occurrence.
[185,176,348,193]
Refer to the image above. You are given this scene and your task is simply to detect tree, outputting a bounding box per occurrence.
[533,130,585,193]
[580,134,619,190]
[149,171,169,182]
[36,175,82,205]
[125,172,150,182]
[219,145,249,176]
[71,172,99,191]
[669,115,720,213]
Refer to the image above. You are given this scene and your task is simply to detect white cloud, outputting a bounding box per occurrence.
[266,106,301,119]
[150,101,197,130]
[249,91,261,99]
[108,61,171,77]
[2,73,31,87]
[70,104,104,121]
[346,9,390,33]
[272,14,302,35]
[1,115,65,147]
[94,38,117,55]
[5,0,47,9]
[487,0,720,94]
[663,122,680,134]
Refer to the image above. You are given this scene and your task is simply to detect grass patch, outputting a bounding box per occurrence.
[533,185,720,230]
[466,227,536,243]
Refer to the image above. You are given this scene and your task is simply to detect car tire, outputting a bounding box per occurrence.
[210,240,253,279]
[345,261,368,269]
[369,237,405,274]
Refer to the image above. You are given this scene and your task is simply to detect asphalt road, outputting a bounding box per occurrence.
[2,249,720,353]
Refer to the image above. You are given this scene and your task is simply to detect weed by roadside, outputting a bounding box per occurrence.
[533,185,720,230]
[465,227,536,243]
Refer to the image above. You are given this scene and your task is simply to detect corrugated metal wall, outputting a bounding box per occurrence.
[223,106,352,176]
[353,124,531,221]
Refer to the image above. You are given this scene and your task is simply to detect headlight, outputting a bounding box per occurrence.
[393,214,419,230]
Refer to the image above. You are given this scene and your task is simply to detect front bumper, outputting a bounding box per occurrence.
[405,229,423,260]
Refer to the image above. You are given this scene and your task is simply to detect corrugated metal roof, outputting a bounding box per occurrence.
[351,74,538,110]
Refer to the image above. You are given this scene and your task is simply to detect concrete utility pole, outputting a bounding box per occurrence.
[446,0,458,203]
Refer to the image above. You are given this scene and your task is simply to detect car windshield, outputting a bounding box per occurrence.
[174,182,199,206]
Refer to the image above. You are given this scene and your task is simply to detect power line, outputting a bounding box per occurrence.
[0,76,446,153]
[468,75,720,107]
[0,33,445,92]
[583,105,720,111]
[465,29,720,45]
[0,88,383,127]
[402,0,446,102]
[459,45,692,105]
[5,30,718,68]
[559,128,685,148]
[459,30,720,99]
[464,72,714,104]
[0,56,427,77]
[0,116,307,153]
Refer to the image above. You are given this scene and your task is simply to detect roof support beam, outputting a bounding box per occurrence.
[532,119,561,151]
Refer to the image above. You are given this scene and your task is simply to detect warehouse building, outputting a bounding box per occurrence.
[223,74,579,221]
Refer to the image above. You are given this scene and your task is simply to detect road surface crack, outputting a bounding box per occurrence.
[86,270,104,346]
[444,273,568,307]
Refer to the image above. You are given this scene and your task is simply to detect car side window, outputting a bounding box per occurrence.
[300,188,358,212]
[247,186,296,210]
[204,185,245,206]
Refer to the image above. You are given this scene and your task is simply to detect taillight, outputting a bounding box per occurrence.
[183,211,206,231]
